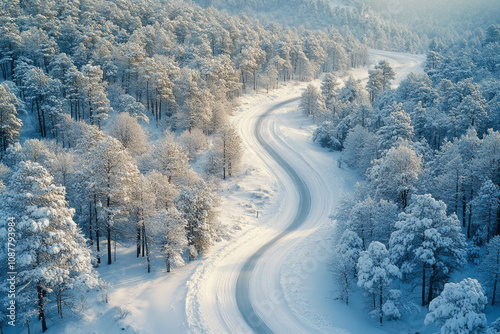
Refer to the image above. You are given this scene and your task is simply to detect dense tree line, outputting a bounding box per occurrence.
[301,25,500,331]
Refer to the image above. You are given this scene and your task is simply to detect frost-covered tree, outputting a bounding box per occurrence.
[469,180,500,244]
[131,175,156,271]
[2,139,56,171]
[367,60,395,103]
[357,241,400,324]
[332,230,363,305]
[367,142,422,209]
[153,208,188,272]
[51,151,76,188]
[0,83,22,156]
[176,180,219,260]
[147,170,178,210]
[117,94,148,121]
[479,236,500,305]
[424,278,487,334]
[346,196,398,248]
[338,76,367,106]
[321,73,340,114]
[84,136,139,265]
[487,317,500,334]
[22,67,61,138]
[110,113,150,156]
[1,161,99,332]
[300,84,326,121]
[390,194,467,305]
[152,131,189,183]
[81,64,111,128]
[376,102,414,153]
[178,127,208,161]
[343,125,377,172]
[206,124,242,179]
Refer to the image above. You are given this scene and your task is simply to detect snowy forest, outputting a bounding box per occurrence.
[0,0,499,333]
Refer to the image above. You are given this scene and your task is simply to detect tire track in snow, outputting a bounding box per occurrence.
[235,97,313,333]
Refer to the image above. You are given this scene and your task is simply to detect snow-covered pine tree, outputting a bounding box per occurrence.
[176,180,219,260]
[424,278,487,334]
[390,194,467,306]
[332,229,363,305]
[1,161,99,332]
[110,112,150,156]
[84,135,139,265]
[207,124,242,179]
[469,180,500,244]
[0,83,22,156]
[375,102,414,153]
[479,236,500,305]
[131,174,156,272]
[487,317,500,334]
[321,73,339,115]
[178,127,208,161]
[367,142,422,209]
[357,241,400,324]
[152,130,189,184]
[81,64,112,128]
[152,208,188,272]
[300,84,326,122]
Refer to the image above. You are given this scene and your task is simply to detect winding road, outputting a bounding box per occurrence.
[235,97,312,333]
[185,50,425,334]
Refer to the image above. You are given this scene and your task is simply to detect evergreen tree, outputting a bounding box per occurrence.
[479,236,500,305]
[357,241,400,324]
[367,142,422,209]
[425,278,487,334]
[176,180,219,260]
[0,83,22,156]
[390,194,467,305]
[1,161,99,332]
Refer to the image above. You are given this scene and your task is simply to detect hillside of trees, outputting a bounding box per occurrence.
[300,22,500,330]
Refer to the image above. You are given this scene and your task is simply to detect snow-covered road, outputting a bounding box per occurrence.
[185,91,356,334]
[235,97,312,333]
[185,50,425,334]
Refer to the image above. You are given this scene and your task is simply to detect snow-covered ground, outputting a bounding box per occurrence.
[11,49,426,334]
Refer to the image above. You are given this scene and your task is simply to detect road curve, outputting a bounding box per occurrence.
[235,97,312,333]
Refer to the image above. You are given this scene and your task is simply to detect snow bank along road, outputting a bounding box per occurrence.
[186,50,425,334]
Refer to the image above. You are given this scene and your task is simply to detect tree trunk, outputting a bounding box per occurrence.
[107,190,112,265]
[142,222,145,257]
[496,201,500,236]
[493,274,498,306]
[107,224,112,265]
[137,222,141,257]
[166,254,171,273]
[379,280,383,324]
[223,138,226,180]
[37,283,48,332]
[422,265,426,306]
[146,233,151,273]
[35,99,44,138]
[427,266,435,305]
[467,188,474,238]
[94,194,100,265]
[253,68,256,90]
[89,201,93,245]
[494,250,499,305]
[461,186,467,227]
